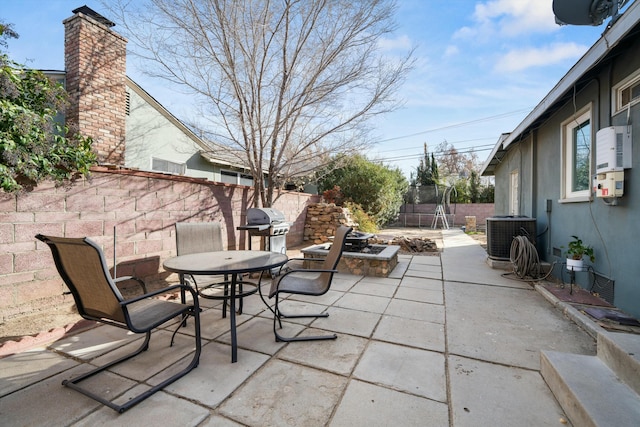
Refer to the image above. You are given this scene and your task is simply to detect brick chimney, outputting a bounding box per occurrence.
[64,7,127,166]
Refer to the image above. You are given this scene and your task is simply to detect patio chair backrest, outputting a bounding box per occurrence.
[175,221,224,255]
[36,235,126,324]
[322,225,352,276]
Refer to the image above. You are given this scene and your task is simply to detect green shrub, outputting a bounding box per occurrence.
[1,24,96,192]
[345,202,378,233]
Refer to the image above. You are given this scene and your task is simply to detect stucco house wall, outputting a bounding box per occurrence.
[484,5,640,318]
[125,82,217,180]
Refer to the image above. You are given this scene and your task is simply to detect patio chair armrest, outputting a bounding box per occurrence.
[120,283,197,306]
[114,276,148,294]
[277,268,338,280]
[289,257,324,263]
[276,257,324,276]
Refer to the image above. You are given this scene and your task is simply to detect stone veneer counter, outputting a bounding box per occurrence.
[301,244,399,277]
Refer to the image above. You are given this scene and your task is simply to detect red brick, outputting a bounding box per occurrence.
[115,213,139,225]
[15,223,63,243]
[96,186,129,196]
[16,194,65,212]
[104,220,136,236]
[66,194,105,212]
[148,179,173,192]
[34,180,58,192]
[136,219,163,234]
[136,193,162,210]
[0,241,35,255]
[0,224,14,244]
[0,193,16,212]
[0,212,34,222]
[0,253,13,275]
[146,229,166,241]
[87,173,121,188]
[103,240,135,260]
[82,211,116,221]
[14,250,55,273]
[0,284,15,308]
[136,238,163,255]
[34,212,79,222]
[15,279,65,304]
[104,195,136,212]
[143,211,171,220]
[64,220,104,237]
[34,267,59,281]
[0,272,34,288]
[119,176,149,191]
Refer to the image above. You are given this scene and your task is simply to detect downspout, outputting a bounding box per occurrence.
[530,127,537,223]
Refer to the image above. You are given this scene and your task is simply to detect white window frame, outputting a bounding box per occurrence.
[151,157,186,175]
[220,169,253,186]
[612,68,640,114]
[561,105,592,202]
[509,169,519,216]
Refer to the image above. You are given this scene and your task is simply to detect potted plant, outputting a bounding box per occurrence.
[565,235,595,271]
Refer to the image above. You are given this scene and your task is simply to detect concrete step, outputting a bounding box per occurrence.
[597,332,640,395]
[541,350,640,427]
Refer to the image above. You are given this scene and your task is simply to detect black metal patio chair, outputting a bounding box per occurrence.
[35,234,201,413]
[268,225,352,342]
[175,221,238,316]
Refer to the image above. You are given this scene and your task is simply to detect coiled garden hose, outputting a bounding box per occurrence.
[507,235,554,281]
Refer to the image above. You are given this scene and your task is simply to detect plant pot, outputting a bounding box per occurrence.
[566,258,584,271]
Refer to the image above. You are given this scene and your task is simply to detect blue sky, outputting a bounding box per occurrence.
[2,0,614,178]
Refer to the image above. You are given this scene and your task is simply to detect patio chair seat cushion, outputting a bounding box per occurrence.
[269,271,324,297]
[126,298,191,332]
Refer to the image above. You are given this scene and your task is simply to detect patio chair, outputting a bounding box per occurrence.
[175,221,236,316]
[35,234,201,413]
[268,225,352,342]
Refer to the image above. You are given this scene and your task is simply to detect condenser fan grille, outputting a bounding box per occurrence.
[486,217,537,260]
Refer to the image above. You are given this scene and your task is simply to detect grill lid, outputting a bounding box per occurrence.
[247,207,286,225]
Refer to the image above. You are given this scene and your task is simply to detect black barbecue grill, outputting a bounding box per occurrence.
[237,207,291,253]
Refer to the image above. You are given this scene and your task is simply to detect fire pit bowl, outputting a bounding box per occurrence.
[342,231,375,252]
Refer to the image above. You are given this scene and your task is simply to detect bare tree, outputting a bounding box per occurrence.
[105,0,413,207]
[435,140,479,180]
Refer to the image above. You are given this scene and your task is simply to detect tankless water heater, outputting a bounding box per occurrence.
[595,126,632,174]
[594,126,632,200]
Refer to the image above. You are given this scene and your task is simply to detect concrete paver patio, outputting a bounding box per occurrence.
[0,230,596,426]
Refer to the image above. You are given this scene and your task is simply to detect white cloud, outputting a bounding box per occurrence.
[378,34,413,51]
[495,42,589,72]
[455,0,558,40]
[444,45,459,57]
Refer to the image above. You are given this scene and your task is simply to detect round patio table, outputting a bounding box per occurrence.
[164,250,288,363]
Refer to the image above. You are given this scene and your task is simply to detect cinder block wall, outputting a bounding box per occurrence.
[0,168,319,323]
[397,203,495,228]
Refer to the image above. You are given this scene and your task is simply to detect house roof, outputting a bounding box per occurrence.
[481,0,640,176]
[126,78,250,171]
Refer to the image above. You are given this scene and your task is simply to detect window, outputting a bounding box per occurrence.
[221,170,253,186]
[152,158,185,175]
[613,69,640,114]
[561,107,592,201]
[510,170,519,215]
